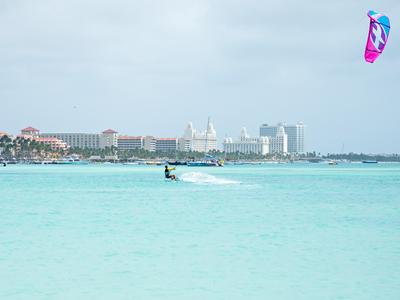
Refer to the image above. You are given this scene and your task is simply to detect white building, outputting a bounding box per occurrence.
[40,129,118,149]
[260,122,304,154]
[179,122,217,152]
[40,133,99,149]
[284,122,305,153]
[269,125,288,154]
[117,136,144,150]
[118,135,178,152]
[155,138,178,152]
[223,127,269,155]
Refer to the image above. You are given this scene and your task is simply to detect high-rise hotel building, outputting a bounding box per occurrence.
[260,122,305,154]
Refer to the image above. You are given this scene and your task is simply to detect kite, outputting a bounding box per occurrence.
[364,10,390,63]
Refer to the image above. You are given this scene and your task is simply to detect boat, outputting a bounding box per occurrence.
[167,160,187,166]
[187,161,220,167]
[308,158,323,163]
[362,160,378,164]
[4,159,17,164]
[56,155,89,165]
[328,160,338,165]
[187,155,224,167]
[146,160,163,166]
[55,158,74,164]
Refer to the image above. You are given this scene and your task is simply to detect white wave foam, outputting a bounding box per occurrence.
[179,172,240,185]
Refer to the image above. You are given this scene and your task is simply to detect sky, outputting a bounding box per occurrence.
[1,0,399,153]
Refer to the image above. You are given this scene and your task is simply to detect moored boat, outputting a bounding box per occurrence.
[362,160,378,164]
[146,160,163,166]
[56,155,89,165]
[187,155,224,167]
[167,160,187,166]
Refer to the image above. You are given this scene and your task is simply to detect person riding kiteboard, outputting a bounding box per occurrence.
[164,165,176,180]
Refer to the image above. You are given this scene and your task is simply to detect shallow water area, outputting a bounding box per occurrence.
[1,163,399,299]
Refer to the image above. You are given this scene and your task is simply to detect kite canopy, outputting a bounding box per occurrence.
[364,10,390,63]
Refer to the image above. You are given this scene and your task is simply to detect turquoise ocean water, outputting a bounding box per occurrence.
[1,163,399,299]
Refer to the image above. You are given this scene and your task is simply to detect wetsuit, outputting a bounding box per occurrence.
[165,167,175,179]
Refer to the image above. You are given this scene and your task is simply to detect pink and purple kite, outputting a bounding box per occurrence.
[364,10,390,63]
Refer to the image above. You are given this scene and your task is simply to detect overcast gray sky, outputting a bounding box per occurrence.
[1,0,399,153]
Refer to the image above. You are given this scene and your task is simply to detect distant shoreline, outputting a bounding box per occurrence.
[2,159,400,166]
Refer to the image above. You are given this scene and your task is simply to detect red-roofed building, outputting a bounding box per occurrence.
[21,127,40,137]
[102,129,118,134]
[14,134,68,151]
[100,129,118,148]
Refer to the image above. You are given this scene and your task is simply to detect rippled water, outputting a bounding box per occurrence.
[1,163,399,299]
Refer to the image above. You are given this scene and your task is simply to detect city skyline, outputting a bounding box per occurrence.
[5,121,302,155]
[1,1,399,153]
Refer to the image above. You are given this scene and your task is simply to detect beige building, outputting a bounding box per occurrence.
[143,136,156,152]
[21,127,40,137]
[0,131,9,138]
[99,129,118,148]
[34,137,69,150]
[18,127,68,150]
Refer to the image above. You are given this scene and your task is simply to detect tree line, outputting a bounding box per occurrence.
[0,135,64,159]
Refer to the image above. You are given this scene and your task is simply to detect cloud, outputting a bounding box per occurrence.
[0,0,399,152]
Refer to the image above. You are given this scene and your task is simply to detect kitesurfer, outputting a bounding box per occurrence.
[164,165,176,180]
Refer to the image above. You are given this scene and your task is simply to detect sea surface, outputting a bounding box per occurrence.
[0,163,399,300]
